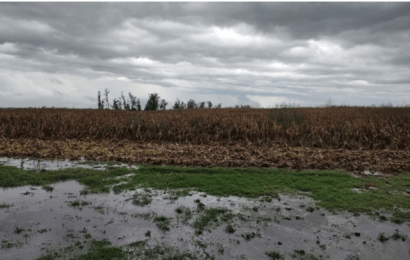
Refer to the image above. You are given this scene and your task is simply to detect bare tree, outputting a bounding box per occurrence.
[111,98,121,110]
[121,91,129,110]
[173,98,186,109]
[159,99,168,110]
[97,91,105,109]
[199,101,205,109]
[104,88,110,109]
[206,101,212,109]
[128,92,138,110]
[137,99,141,111]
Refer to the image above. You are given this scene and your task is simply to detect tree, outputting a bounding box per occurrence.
[199,102,205,109]
[173,98,186,109]
[215,103,222,108]
[187,99,197,109]
[137,99,141,111]
[144,93,160,111]
[159,99,168,110]
[104,88,110,109]
[121,91,130,110]
[206,101,213,109]
[97,91,105,109]
[128,92,138,111]
[111,98,121,110]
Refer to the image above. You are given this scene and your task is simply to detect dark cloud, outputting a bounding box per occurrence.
[0,2,409,108]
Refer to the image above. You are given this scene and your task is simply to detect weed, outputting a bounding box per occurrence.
[193,207,234,235]
[1,239,23,249]
[130,192,152,206]
[241,231,261,241]
[306,207,315,213]
[218,245,224,254]
[67,200,91,209]
[131,213,154,221]
[42,185,54,192]
[265,250,285,260]
[153,216,172,232]
[378,232,389,243]
[145,230,151,237]
[391,230,407,241]
[0,203,13,209]
[165,189,190,201]
[94,205,105,214]
[225,224,236,234]
[175,206,193,224]
[379,215,387,222]
[291,249,324,260]
[14,226,25,234]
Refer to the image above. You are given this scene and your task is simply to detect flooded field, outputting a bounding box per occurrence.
[0,157,409,260]
[0,157,139,172]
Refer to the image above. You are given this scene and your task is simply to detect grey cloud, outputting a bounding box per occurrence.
[0,3,409,108]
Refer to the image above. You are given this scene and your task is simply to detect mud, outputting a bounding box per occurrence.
[1,179,409,259]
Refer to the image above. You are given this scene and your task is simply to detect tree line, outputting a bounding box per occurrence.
[97,89,225,111]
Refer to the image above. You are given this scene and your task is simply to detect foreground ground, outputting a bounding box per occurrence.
[1,158,410,259]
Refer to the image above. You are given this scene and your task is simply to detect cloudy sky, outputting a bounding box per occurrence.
[1,2,410,109]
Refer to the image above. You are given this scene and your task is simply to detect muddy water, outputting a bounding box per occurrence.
[0,157,409,259]
[0,180,409,260]
[0,157,139,171]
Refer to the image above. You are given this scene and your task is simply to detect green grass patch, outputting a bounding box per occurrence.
[153,216,172,232]
[1,239,23,249]
[1,164,410,222]
[266,250,285,260]
[193,207,234,235]
[0,203,13,209]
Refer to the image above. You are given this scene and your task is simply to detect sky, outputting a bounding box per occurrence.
[1,2,410,109]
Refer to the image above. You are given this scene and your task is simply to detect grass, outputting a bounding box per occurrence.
[37,239,197,260]
[67,200,91,208]
[291,250,325,260]
[153,216,172,232]
[1,239,23,249]
[266,251,285,260]
[241,231,261,241]
[193,207,234,235]
[0,203,13,209]
[175,206,193,224]
[378,232,390,243]
[1,164,410,223]
[129,192,152,206]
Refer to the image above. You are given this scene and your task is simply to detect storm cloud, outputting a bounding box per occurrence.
[1,2,409,108]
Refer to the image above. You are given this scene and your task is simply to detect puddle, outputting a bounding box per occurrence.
[1,180,409,260]
[0,157,139,171]
[362,170,383,176]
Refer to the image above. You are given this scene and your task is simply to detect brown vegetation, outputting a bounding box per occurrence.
[0,107,409,150]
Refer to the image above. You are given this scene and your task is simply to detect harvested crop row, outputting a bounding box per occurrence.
[1,138,409,175]
[1,107,409,150]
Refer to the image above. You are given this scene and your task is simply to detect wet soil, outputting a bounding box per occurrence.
[1,138,409,176]
[1,164,409,259]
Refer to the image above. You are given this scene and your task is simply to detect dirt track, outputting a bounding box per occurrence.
[1,138,409,177]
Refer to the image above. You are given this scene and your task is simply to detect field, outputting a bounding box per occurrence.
[1,107,410,259]
[0,106,409,175]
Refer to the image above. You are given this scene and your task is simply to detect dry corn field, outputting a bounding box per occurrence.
[1,107,409,175]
